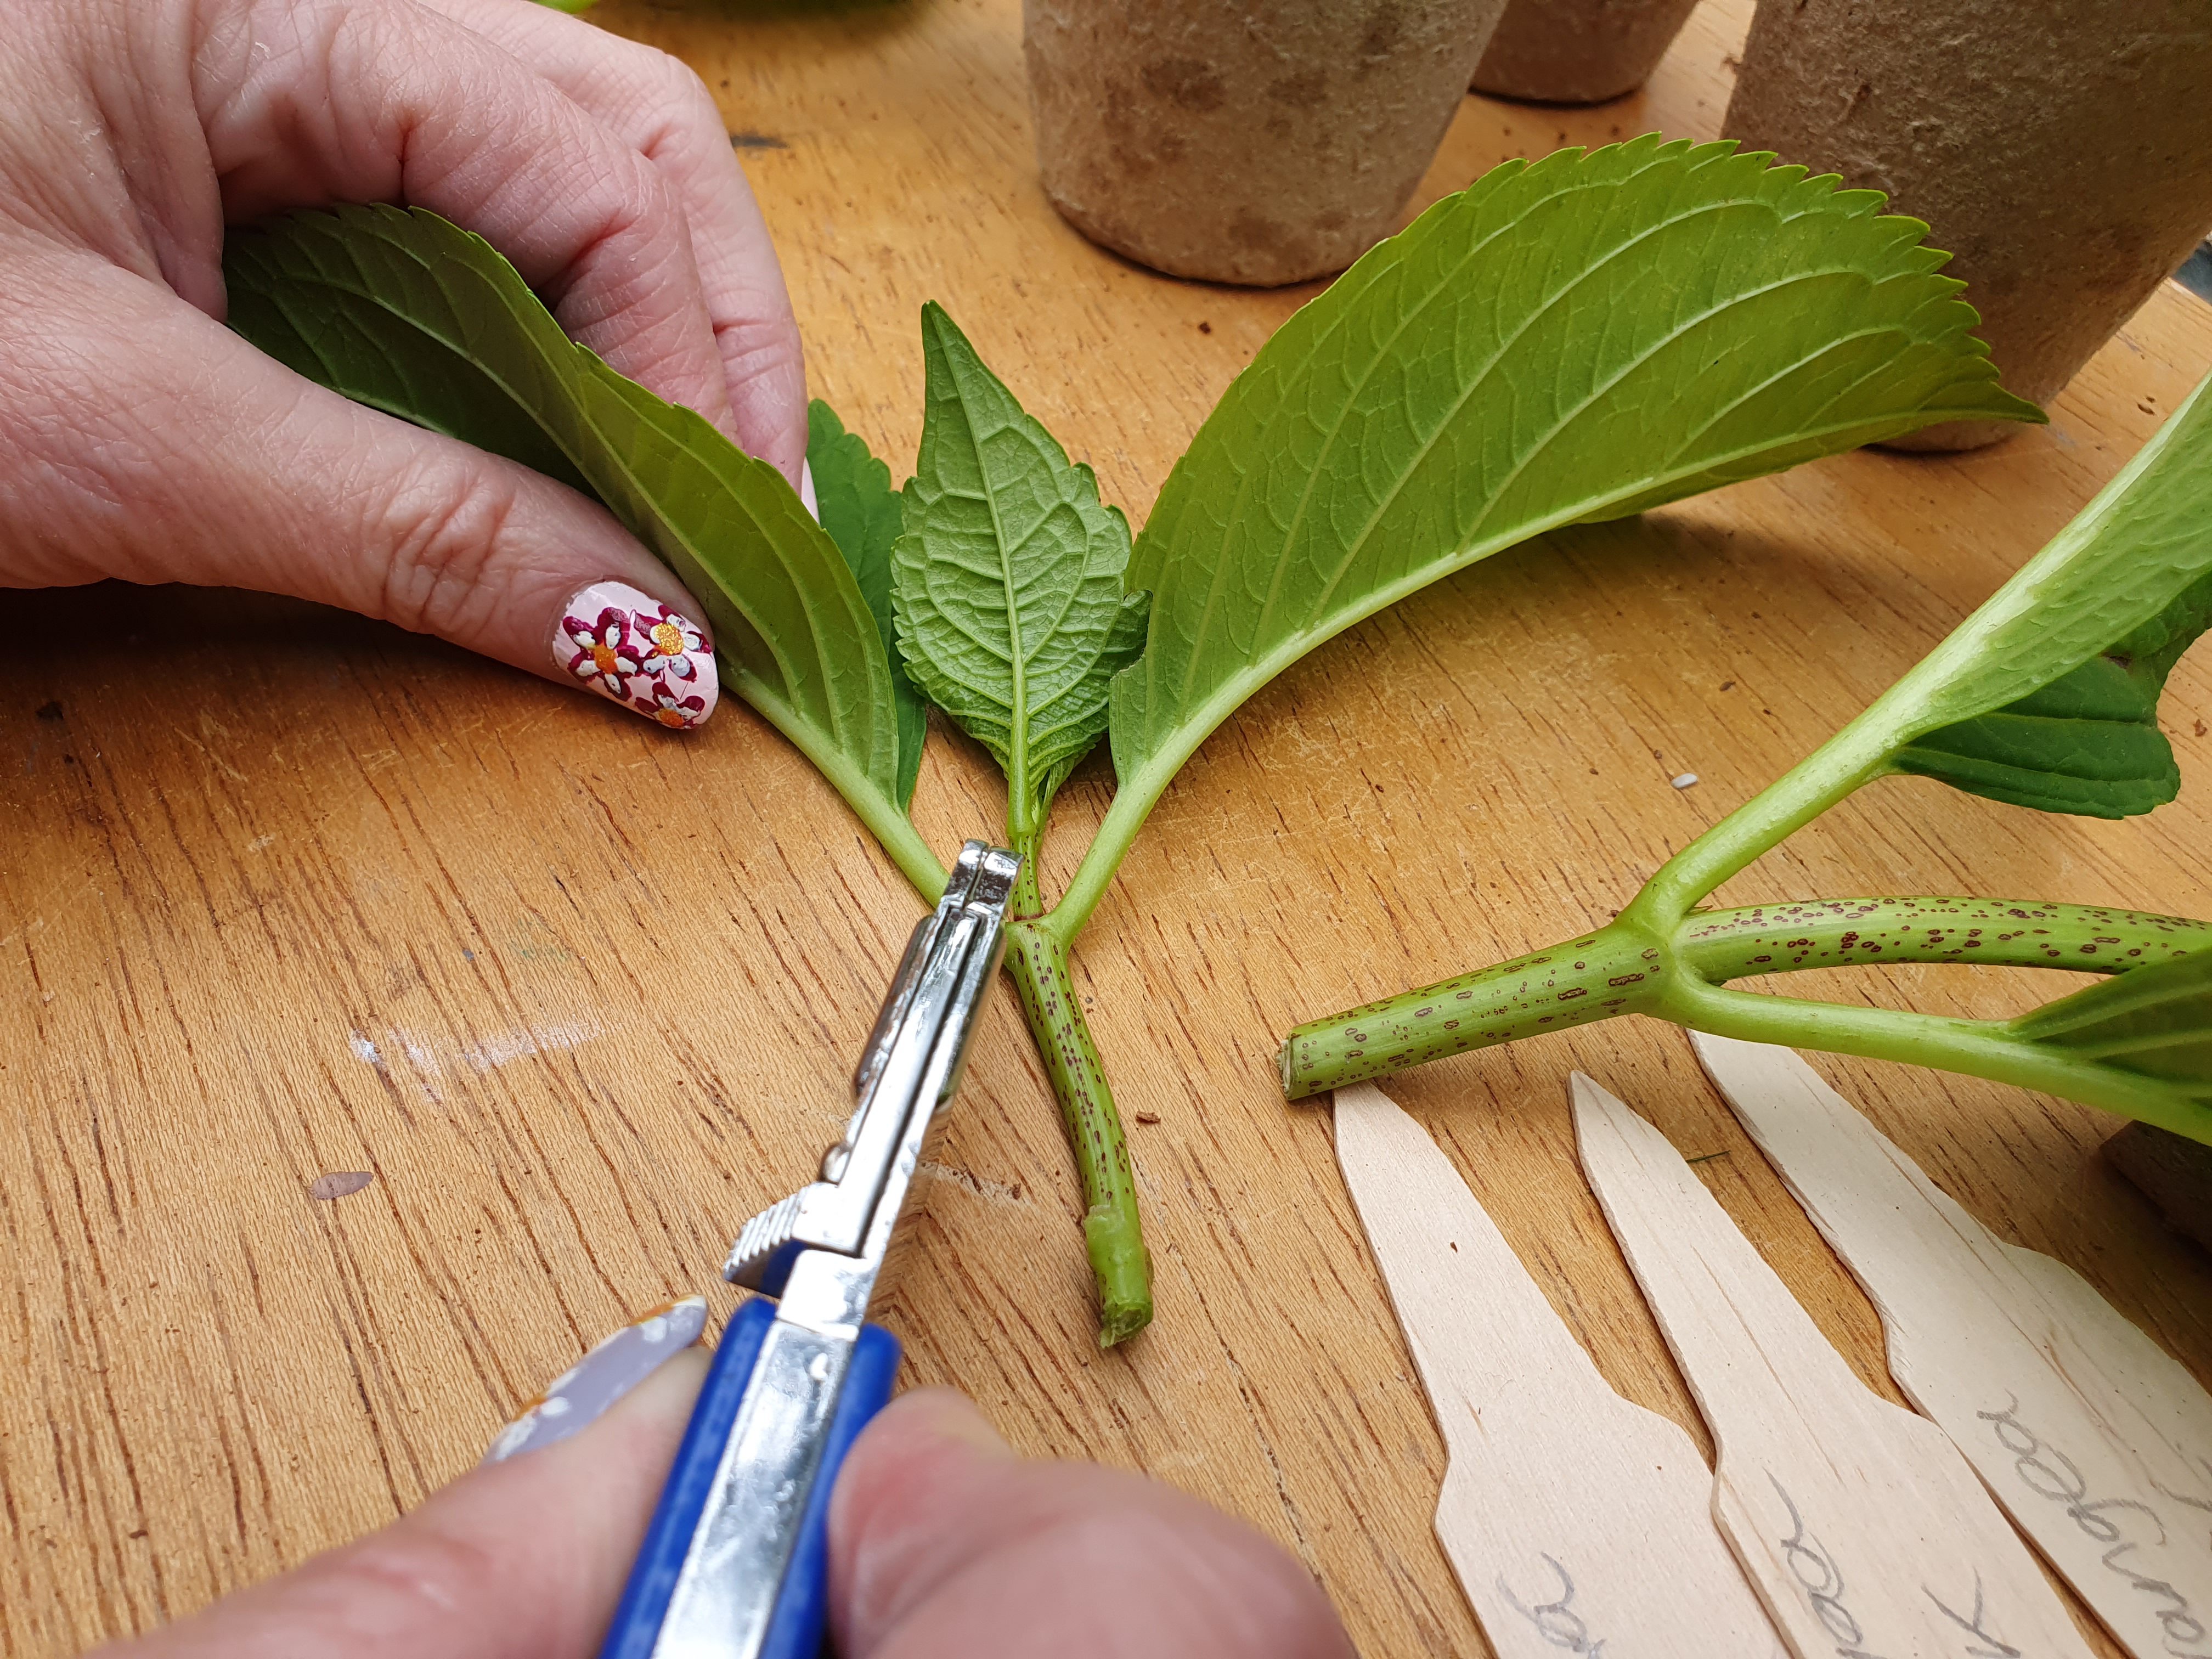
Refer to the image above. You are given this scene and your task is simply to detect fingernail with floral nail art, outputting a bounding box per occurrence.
[482,1296,709,1465]
[555,582,718,730]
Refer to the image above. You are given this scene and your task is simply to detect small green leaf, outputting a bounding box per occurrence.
[224,206,922,870]
[1108,136,2040,797]
[1830,361,2212,826]
[1893,572,2212,819]
[893,303,1148,840]
[808,399,928,808]
[2010,951,2212,1111]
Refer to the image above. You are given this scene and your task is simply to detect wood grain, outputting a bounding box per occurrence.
[2,2,2209,1655]
[1573,1073,2097,1659]
[1335,1081,1785,1659]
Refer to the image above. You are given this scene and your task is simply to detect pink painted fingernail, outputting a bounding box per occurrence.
[553,581,718,730]
[483,1296,710,1465]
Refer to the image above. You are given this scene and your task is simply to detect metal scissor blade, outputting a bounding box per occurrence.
[725,841,1019,1290]
[603,842,1021,1659]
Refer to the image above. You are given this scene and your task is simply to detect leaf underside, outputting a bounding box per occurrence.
[1110,135,2041,790]
[223,205,906,812]
[893,303,1147,835]
[808,399,928,806]
[2011,951,2212,1108]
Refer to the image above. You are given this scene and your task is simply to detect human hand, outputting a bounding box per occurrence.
[830,1388,1358,1659]
[87,1301,1354,1658]
[0,0,806,730]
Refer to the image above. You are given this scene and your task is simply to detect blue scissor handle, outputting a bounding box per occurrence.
[598,1299,901,1659]
[758,1322,900,1659]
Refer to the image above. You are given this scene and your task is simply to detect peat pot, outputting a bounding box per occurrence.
[1024,0,1510,286]
[1472,0,1703,105]
[1723,0,2212,450]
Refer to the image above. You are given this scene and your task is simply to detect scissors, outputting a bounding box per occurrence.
[599,840,1022,1659]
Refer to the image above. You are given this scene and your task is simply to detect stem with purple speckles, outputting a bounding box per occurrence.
[1003,918,1151,1346]
[1279,922,1672,1098]
[1675,898,2212,983]
[1279,899,2212,1103]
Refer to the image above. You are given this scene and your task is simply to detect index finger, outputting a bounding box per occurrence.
[411,0,809,484]
[200,0,740,444]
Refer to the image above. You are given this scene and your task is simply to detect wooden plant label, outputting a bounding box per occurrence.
[1334,1083,1787,1659]
[1692,1031,2212,1659]
[1571,1072,2096,1659]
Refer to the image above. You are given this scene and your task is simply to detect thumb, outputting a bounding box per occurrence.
[0,253,719,730]
[830,1390,1356,1659]
[91,1301,712,1659]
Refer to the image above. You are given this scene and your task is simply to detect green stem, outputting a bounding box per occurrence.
[1002,919,1153,1345]
[1620,746,1891,936]
[1676,897,2212,983]
[1279,921,1672,1100]
[1658,980,2212,1141]
[1280,899,2212,1101]
[1037,764,1161,949]
[1009,828,1046,922]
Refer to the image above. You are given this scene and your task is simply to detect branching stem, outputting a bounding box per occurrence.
[1280,922,1670,1098]
[1280,898,2212,1103]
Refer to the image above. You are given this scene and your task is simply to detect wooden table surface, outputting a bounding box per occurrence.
[8,1,2212,1654]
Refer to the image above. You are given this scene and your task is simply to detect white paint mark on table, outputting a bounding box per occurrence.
[459,1020,597,1071]
[345,1020,599,1076]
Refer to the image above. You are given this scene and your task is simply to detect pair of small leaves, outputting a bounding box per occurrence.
[893,304,1147,842]
[812,309,1149,846]
[800,314,1154,847]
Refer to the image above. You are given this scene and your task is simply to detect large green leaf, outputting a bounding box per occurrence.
[893,304,1148,840]
[808,399,928,807]
[224,205,908,826]
[1108,136,2039,795]
[2009,951,2212,1114]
